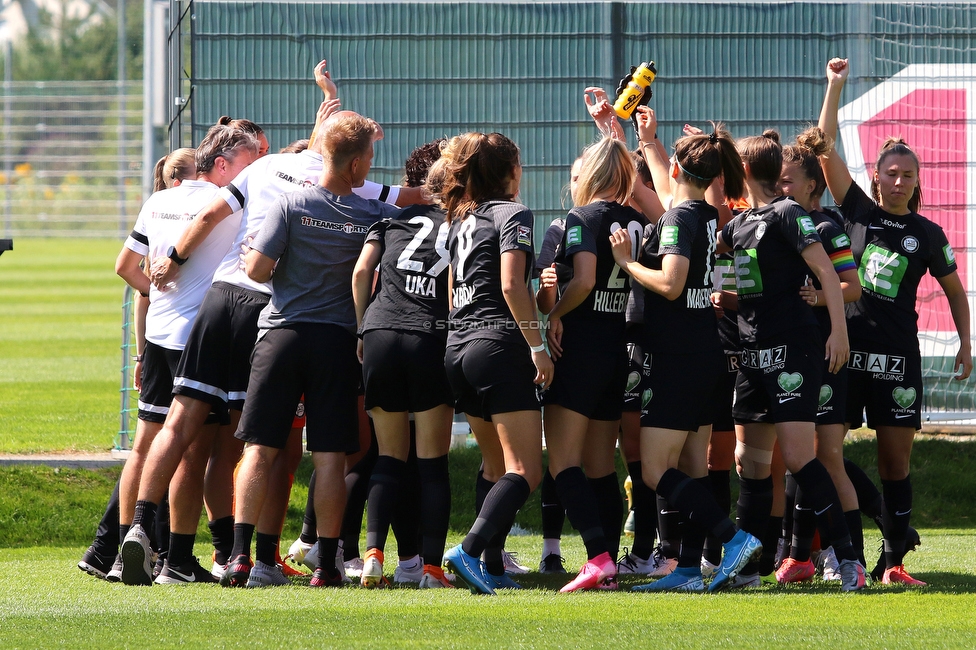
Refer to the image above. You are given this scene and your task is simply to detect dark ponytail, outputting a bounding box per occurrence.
[672,122,745,200]
[738,129,783,196]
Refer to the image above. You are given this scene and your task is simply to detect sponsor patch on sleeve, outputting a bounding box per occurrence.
[831,233,851,249]
[944,244,956,266]
[797,216,817,235]
[517,225,532,247]
[566,225,582,247]
[660,225,679,247]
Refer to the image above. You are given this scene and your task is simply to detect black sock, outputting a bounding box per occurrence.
[736,476,773,575]
[208,516,235,566]
[845,457,884,523]
[417,455,451,567]
[462,473,531,559]
[554,467,606,560]
[881,475,913,568]
[657,468,736,543]
[230,523,255,559]
[589,472,623,560]
[168,532,196,567]
[793,459,854,562]
[317,536,340,578]
[132,500,158,544]
[702,470,727,565]
[790,485,816,562]
[475,470,495,516]
[155,494,170,558]
[341,442,377,560]
[676,477,712,570]
[391,451,422,559]
[759,515,782,576]
[845,509,865,566]
[119,524,131,551]
[365,455,407,552]
[484,528,507,577]
[93,479,121,556]
[540,468,564,540]
[628,461,657,560]
[255,532,279,567]
[656,494,683,559]
[782,471,797,556]
[300,470,318,544]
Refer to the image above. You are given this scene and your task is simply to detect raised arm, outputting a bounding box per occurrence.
[634,106,673,210]
[584,87,626,141]
[309,59,340,146]
[818,58,854,205]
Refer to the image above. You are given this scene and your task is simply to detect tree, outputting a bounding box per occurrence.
[5,0,142,81]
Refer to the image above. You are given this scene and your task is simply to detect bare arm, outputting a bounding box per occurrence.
[609,228,688,301]
[116,248,151,296]
[936,270,973,380]
[631,181,665,223]
[149,197,234,288]
[535,263,558,315]
[818,58,854,207]
[501,250,554,389]
[800,267,861,305]
[353,241,382,329]
[395,186,430,207]
[634,106,673,210]
[244,247,276,284]
[801,243,849,373]
[132,291,149,391]
[308,59,339,145]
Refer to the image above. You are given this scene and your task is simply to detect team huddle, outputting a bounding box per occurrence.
[77,57,971,594]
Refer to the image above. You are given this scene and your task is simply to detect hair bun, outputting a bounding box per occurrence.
[761,129,781,144]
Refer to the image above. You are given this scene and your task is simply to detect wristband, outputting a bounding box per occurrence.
[529,343,546,353]
[132,355,143,363]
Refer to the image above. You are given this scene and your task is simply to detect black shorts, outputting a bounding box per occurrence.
[641,348,725,431]
[712,350,741,432]
[361,328,453,412]
[732,330,823,424]
[173,282,270,414]
[139,342,224,425]
[622,324,652,414]
[236,324,360,453]
[445,338,540,421]
[544,320,627,421]
[138,341,182,423]
[816,362,848,426]
[846,342,923,430]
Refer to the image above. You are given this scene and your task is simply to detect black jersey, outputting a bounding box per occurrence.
[536,218,566,273]
[713,251,740,353]
[839,183,956,349]
[360,204,450,340]
[556,201,647,326]
[641,200,721,353]
[721,196,822,344]
[807,208,857,336]
[448,200,535,346]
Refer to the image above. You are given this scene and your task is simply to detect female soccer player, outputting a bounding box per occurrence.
[774,132,863,583]
[441,132,553,595]
[352,149,455,589]
[611,110,762,593]
[538,136,646,592]
[716,128,865,591]
[818,57,972,585]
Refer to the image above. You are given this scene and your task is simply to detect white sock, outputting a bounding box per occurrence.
[398,554,421,570]
[542,538,561,558]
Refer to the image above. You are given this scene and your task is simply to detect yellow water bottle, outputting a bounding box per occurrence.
[613,61,657,119]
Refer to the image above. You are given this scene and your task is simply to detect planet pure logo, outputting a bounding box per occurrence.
[641,389,653,408]
[818,384,833,409]
[625,371,641,393]
[892,386,917,409]
[776,372,803,404]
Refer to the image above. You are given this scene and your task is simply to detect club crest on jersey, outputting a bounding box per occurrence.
[901,235,919,253]
[755,222,767,240]
[517,225,532,246]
